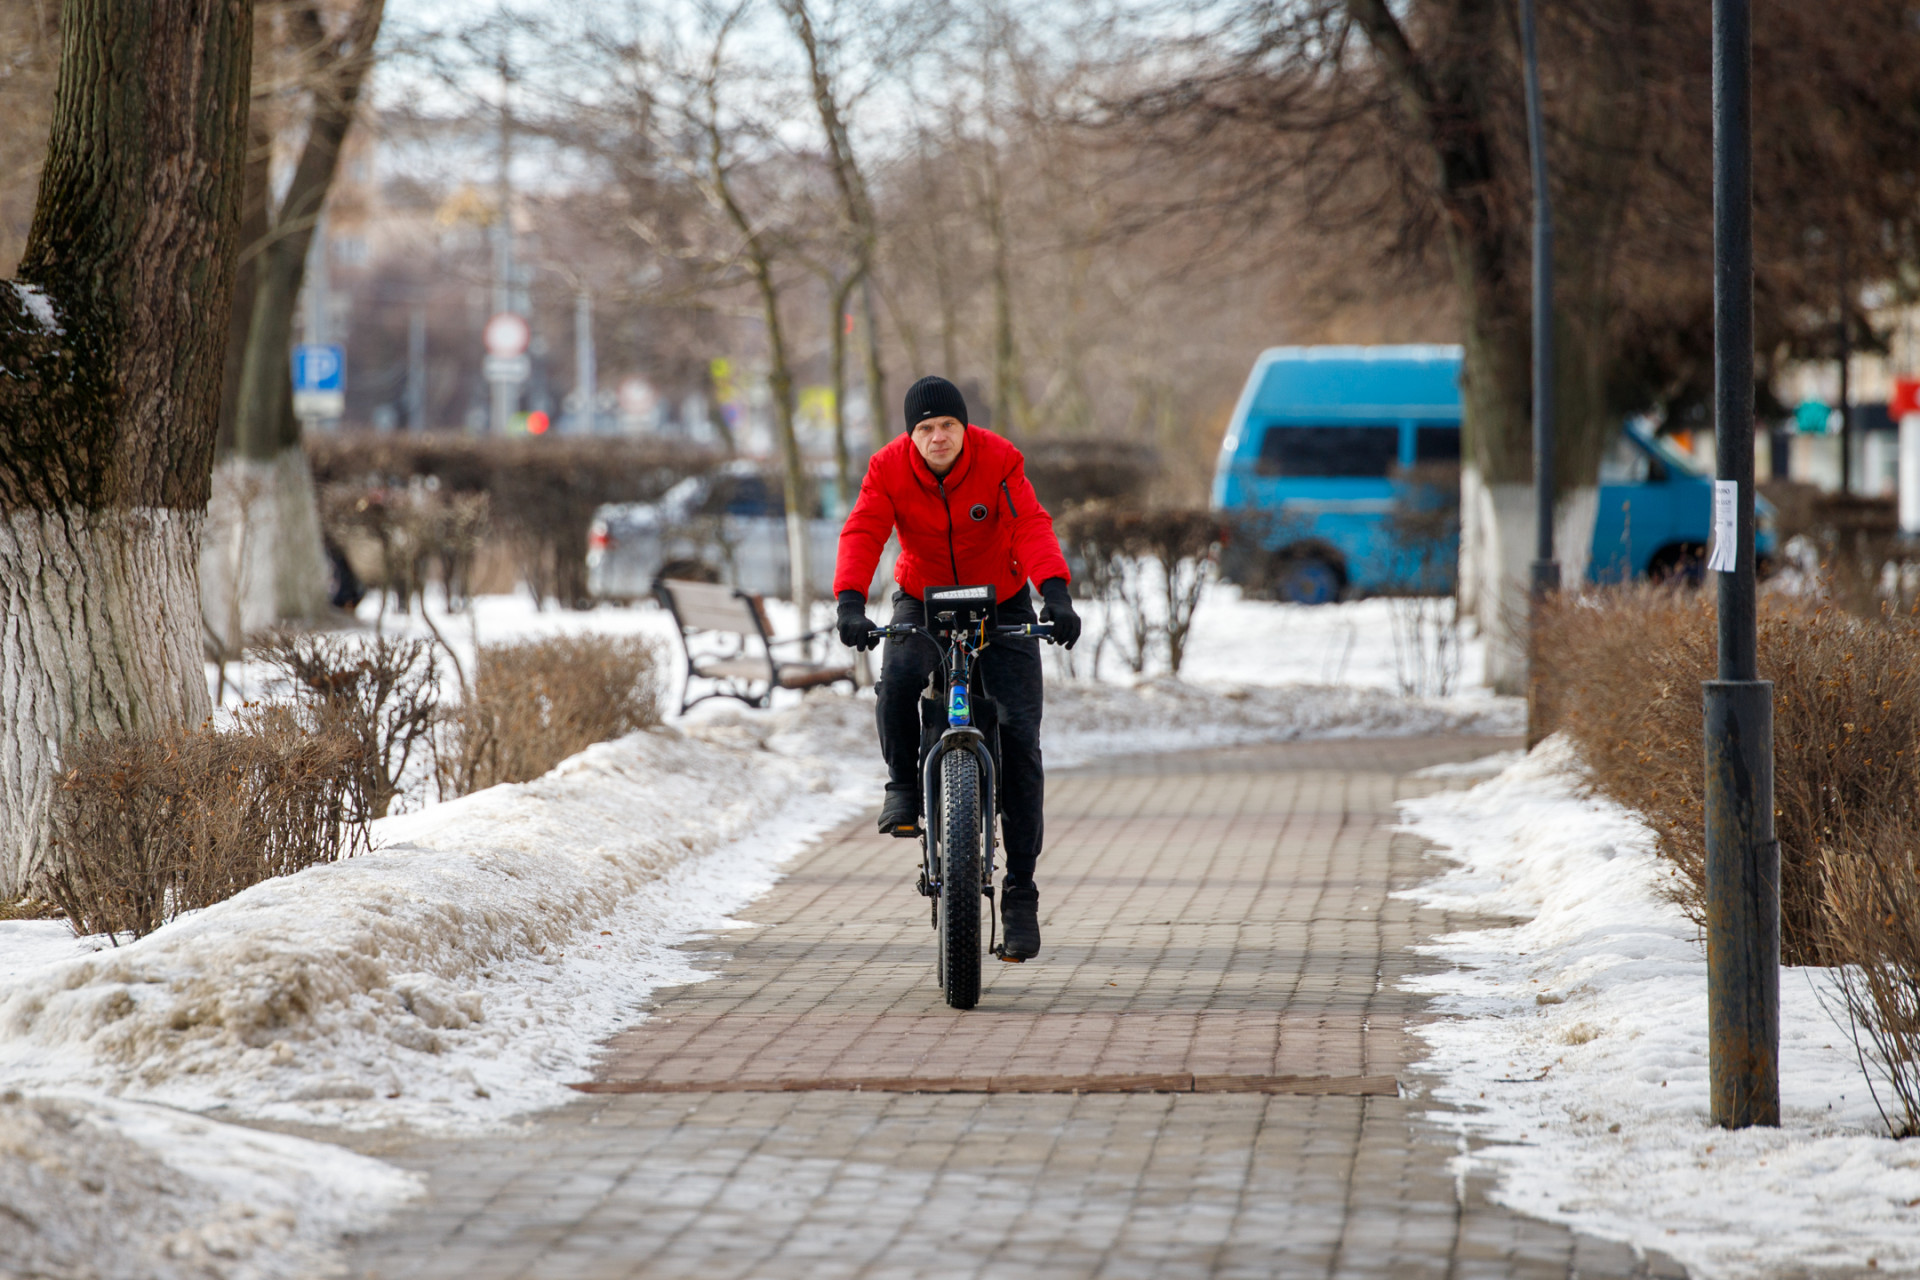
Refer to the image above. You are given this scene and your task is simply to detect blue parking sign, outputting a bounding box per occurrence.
[293,344,344,393]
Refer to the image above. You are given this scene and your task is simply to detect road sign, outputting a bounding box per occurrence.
[1891,377,1920,420]
[1793,400,1832,435]
[484,312,530,357]
[483,354,531,384]
[292,344,344,419]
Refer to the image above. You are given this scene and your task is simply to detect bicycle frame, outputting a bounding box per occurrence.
[877,609,1053,907]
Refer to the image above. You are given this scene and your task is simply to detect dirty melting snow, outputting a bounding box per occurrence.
[0,1090,416,1280]
[0,726,857,1130]
[1399,737,1920,1278]
[0,590,1521,1275]
[0,722,868,1277]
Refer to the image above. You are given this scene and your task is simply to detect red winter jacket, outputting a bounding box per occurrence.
[834,425,1071,603]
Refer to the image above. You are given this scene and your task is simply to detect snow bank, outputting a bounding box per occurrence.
[1042,676,1519,764]
[1399,738,1920,1278]
[0,1090,416,1279]
[0,726,864,1132]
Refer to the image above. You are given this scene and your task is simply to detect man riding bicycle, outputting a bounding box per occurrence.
[834,375,1080,962]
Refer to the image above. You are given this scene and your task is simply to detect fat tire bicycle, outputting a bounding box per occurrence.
[877,584,1056,1011]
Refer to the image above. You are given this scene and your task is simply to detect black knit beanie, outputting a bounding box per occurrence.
[903,376,968,432]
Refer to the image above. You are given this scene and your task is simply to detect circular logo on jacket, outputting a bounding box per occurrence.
[969,503,988,521]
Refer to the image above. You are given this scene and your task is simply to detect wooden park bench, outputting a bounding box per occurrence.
[654,578,857,716]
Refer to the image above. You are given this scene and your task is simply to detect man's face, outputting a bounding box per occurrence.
[910,415,965,474]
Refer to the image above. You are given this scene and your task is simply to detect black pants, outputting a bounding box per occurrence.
[878,590,1046,885]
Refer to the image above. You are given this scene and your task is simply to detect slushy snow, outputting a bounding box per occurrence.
[0,1090,416,1280]
[1399,737,1920,1278]
[1,589,1520,1275]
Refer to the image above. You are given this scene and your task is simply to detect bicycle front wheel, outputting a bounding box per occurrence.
[938,747,983,1009]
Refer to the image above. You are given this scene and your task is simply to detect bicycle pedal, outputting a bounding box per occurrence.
[889,823,922,838]
[991,946,1025,964]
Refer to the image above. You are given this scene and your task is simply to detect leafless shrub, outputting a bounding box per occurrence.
[1022,441,1157,509]
[1538,588,1920,964]
[1385,463,1462,697]
[438,635,664,797]
[308,434,714,609]
[253,631,440,819]
[320,481,490,616]
[1057,501,1148,675]
[39,712,367,939]
[1058,502,1225,676]
[1820,830,1920,1137]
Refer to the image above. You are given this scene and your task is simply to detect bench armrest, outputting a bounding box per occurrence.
[766,627,833,648]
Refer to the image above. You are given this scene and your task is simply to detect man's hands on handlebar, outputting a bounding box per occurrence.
[835,590,882,651]
[838,586,1077,653]
[1038,577,1081,649]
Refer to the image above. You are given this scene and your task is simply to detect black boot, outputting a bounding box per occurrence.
[877,787,920,837]
[998,881,1040,961]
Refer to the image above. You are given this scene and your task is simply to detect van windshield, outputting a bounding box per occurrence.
[1255,424,1398,478]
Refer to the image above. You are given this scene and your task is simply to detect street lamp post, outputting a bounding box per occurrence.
[1519,0,1560,746]
[1705,0,1779,1130]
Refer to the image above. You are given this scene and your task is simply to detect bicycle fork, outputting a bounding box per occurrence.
[918,728,999,916]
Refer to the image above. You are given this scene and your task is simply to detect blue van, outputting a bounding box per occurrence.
[1210,345,1775,601]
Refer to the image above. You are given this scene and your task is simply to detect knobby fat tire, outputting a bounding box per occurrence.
[939,749,982,1009]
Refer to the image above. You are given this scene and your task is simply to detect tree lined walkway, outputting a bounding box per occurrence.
[347,734,1686,1279]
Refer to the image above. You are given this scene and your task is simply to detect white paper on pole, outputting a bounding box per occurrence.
[1708,479,1739,573]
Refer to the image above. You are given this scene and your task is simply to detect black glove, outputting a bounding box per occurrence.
[1038,577,1081,649]
[836,590,881,651]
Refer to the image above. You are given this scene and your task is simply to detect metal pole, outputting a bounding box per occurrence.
[1519,0,1559,745]
[574,288,596,435]
[1838,249,1852,496]
[406,304,426,432]
[489,45,516,437]
[1705,0,1778,1131]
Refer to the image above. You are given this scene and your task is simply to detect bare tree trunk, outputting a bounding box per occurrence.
[699,82,811,617]
[210,0,383,647]
[1349,0,1631,692]
[983,142,1023,438]
[0,0,253,894]
[780,0,887,455]
[860,274,888,449]
[754,279,811,618]
[826,272,856,502]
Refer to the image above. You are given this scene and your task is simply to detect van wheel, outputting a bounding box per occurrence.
[1647,543,1706,587]
[1275,555,1343,605]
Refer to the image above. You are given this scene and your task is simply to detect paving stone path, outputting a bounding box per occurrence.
[345,734,1687,1280]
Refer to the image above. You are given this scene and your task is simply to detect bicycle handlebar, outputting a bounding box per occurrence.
[874,620,1058,645]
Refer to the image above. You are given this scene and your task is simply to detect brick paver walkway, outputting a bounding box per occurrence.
[345,734,1687,1279]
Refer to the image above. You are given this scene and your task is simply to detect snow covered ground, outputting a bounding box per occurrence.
[1400,738,1920,1278]
[0,1091,416,1280]
[1,586,1519,1276]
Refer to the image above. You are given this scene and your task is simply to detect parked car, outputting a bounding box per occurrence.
[1211,345,1776,601]
[587,460,890,602]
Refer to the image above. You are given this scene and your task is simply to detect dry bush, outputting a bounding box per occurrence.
[439,635,664,797]
[1539,589,1920,964]
[1820,832,1920,1137]
[1022,441,1157,509]
[321,482,490,614]
[39,711,367,939]
[253,631,440,819]
[308,434,715,608]
[1056,503,1225,675]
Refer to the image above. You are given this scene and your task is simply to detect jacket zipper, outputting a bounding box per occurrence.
[1001,479,1018,518]
[938,477,961,584]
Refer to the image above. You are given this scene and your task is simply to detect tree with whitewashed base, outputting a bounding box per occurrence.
[0,0,254,895]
